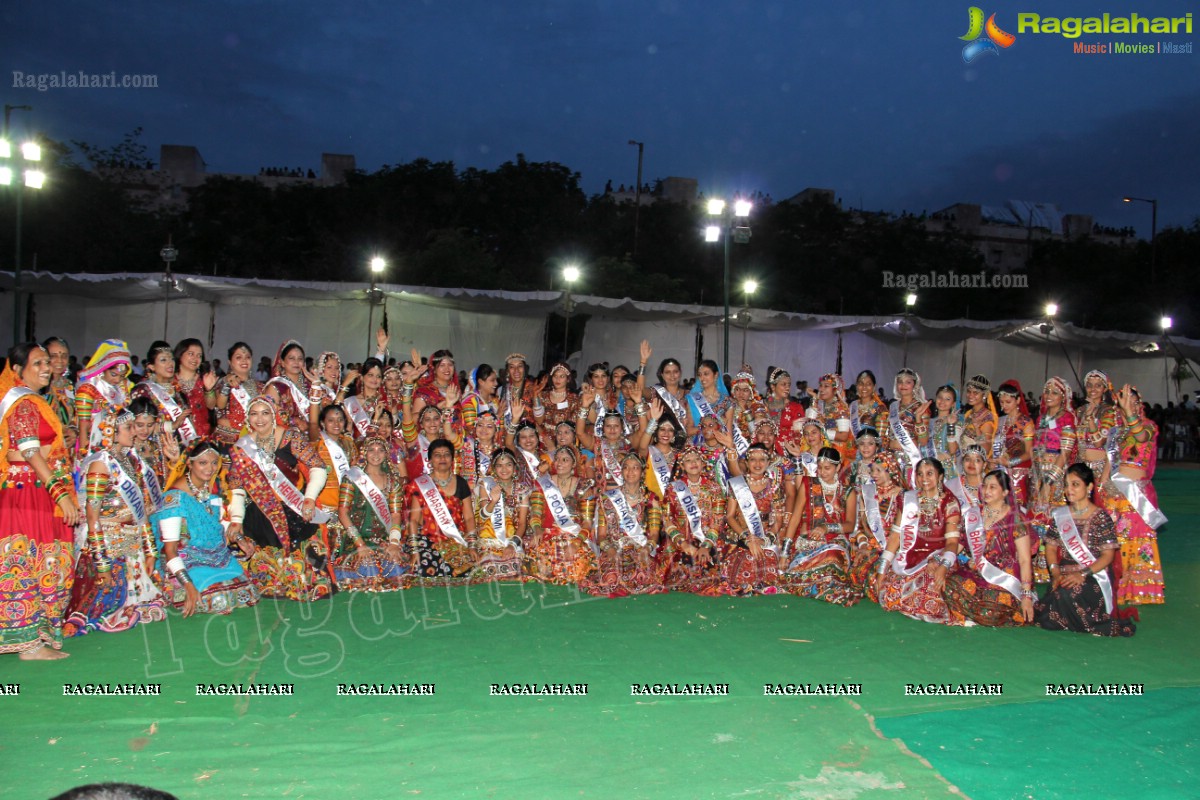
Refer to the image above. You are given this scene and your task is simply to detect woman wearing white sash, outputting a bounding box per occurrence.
[471,449,529,582]
[311,351,356,414]
[722,443,782,595]
[887,368,931,479]
[262,339,312,432]
[779,447,861,606]
[751,418,796,520]
[636,395,683,497]
[172,337,218,441]
[876,457,961,624]
[128,397,180,490]
[308,404,361,520]
[227,396,333,602]
[460,409,502,492]
[728,371,766,452]
[944,470,1035,626]
[214,342,264,445]
[400,359,458,480]
[341,358,387,441]
[782,415,828,480]
[848,451,905,602]
[1034,464,1135,636]
[575,382,638,471]
[651,352,696,436]
[686,359,732,433]
[131,341,197,447]
[926,384,962,479]
[527,447,596,584]
[583,452,664,597]
[958,445,987,508]
[992,381,1034,509]
[64,406,166,637]
[74,338,132,457]
[1099,385,1165,606]
[847,427,882,492]
[334,437,408,591]
[150,440,259,616]
[404,437,478,582]
[504,415,551,486]
[659,446,725,594]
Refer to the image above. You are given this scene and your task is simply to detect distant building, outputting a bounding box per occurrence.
[96,145,357,212]
[606,176,699,205]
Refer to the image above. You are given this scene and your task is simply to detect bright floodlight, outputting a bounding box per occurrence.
[24,170,45,189]
[0,167,11,186]
[0,140,10,159]
[1045,302,1058,317]
[21,142,41,162]
[563,264,581,284]
[370,256,386,274]
[905,293,917,307]
[734,199,752,217]
[704,225,721,243]
[1122,197,1132,203]
[1161,316,1173,331]
[743,278,758,295]
[706,198,725,216]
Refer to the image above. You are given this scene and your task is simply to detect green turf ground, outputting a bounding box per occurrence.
[2,469,1196,799]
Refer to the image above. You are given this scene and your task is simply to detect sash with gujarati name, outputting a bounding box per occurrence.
[413,473,468,546]
[103,451,149,524]
[236,435,331,524]
[516,446,541,480]
[480,477,509,546]
[145,381,199,444]
[417,433,432,475]
[646,446,673,499]
[593,395,608,441]
[861,481,888,548]
[1105,428,1167,529]
[140,454,163,511]
[347,466,394,532]
[321,433,351,485]
[946,477,1023,600]
[600,442,624,486]
[889,401,921,482]
[267,376,310,419]
[604,488,648,547]
[728,475,775,553]
[892,490,927,576]
[537,474,581,535]
[654,385,688,426]
[670,480,707,544]
[342,395,373,439]
[849,400,862,436]
[1051,505,1113,613]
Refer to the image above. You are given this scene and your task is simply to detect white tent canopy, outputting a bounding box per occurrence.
[3,271,1196,404]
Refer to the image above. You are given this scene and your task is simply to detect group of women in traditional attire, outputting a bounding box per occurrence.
[1,333,1165,660]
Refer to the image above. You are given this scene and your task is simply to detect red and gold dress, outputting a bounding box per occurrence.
[527,477,596,584]
[780,475,861,606]
[582,487,664,596]
[658,476,725,595]
[878,490,960,624]
[0,380,75,654]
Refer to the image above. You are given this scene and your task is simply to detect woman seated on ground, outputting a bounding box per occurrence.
[778,447,861,606]
[658,445,725,594]
[405,437,478,583]
[875,457,961,624]
[943,470,1034,627]
[1034,463,1136,637]
[334,436,408,592]
[722,442,782,595]
[150,440,259,616]
[471,448,529,582]
[64,406,166,636]
[583,452,664,597]
[227,396,333,601]
[848,451,906,602]
[527,446,597,584]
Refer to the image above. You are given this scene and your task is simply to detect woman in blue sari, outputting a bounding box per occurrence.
[150,441,259,616]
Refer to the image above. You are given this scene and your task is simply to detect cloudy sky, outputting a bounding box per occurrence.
[4,0,1197,233]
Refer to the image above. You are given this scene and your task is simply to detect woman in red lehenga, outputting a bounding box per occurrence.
[658,445,725,594]
[213,342,264,446]
[848,451,906,602]
[526,447,596,584]
[582,452,664,597]
[721,443,782,595]
[0,343,81,660]
[173,338,217,441]
[262,340,312,432]
[875,457,961,624]
[992,381,1034,510]
[1101,385,1166,605]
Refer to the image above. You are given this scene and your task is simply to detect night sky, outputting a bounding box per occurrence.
[5,0,1197,234]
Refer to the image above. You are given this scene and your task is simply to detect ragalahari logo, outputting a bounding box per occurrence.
[960,7,1016,62]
